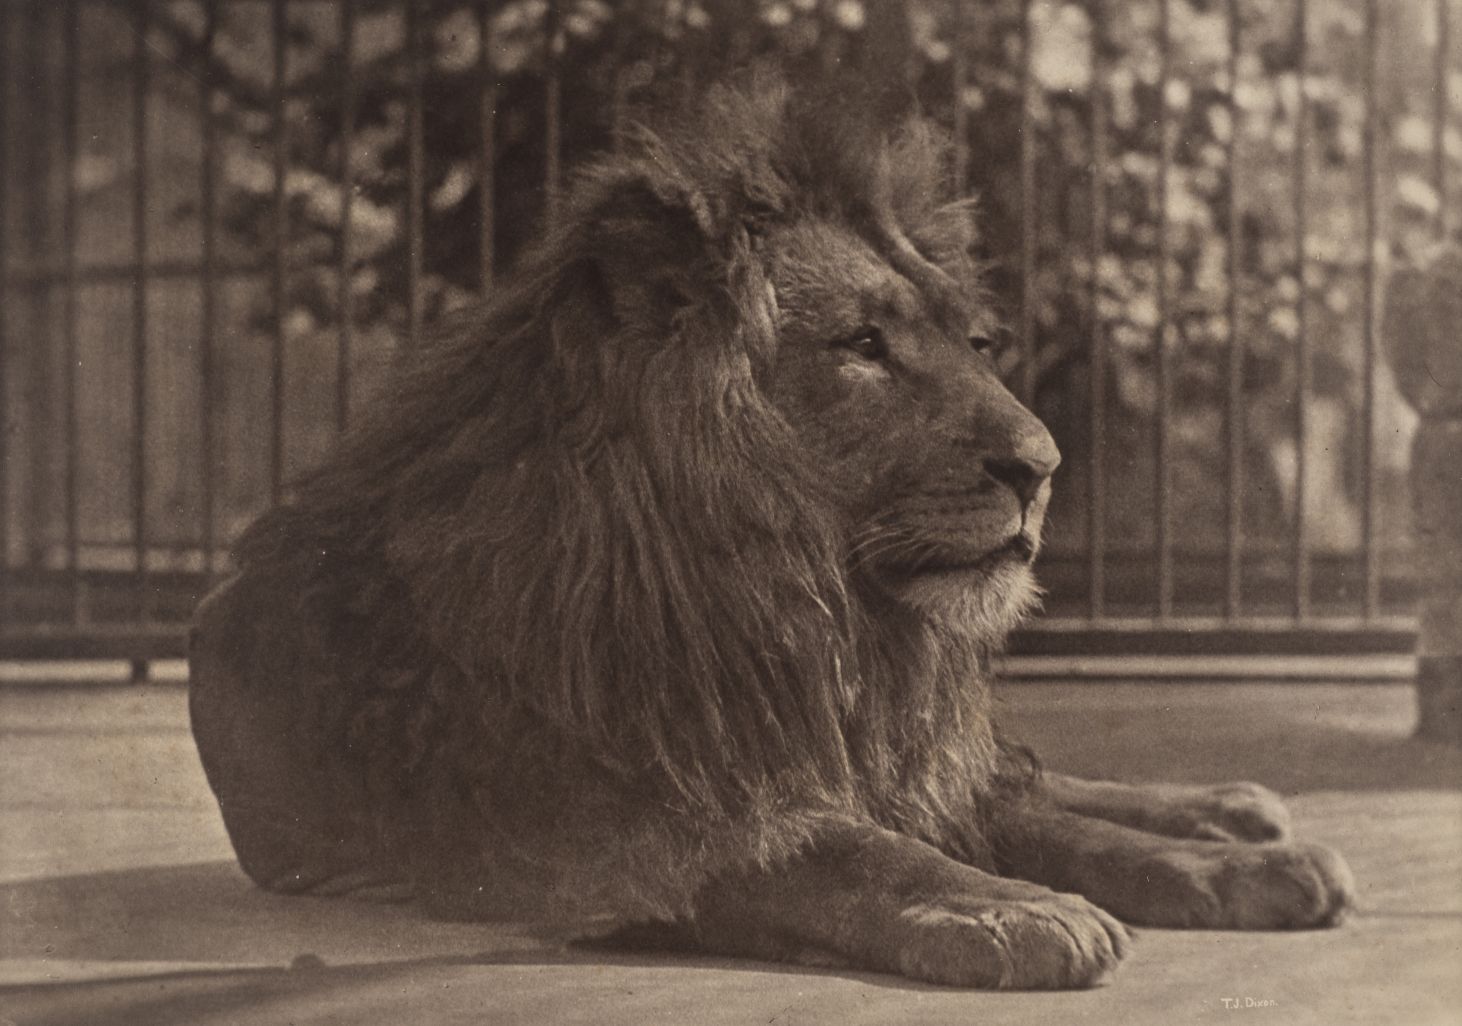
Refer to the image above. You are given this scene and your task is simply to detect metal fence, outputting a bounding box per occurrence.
[1,0,1455,671]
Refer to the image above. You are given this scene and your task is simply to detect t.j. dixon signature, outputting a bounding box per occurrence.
[1220,997,1278,1010]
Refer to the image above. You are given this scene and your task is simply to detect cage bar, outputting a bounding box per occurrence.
[608,0,637,154]
[1018,0,1036,407]
[1087,0,1108,619]
[1361,0,1381,617]
[1436,0,1451,240]
[269,0,287,503]
[405,0,424,350]
[1154,0,1174,618]
[479,0,496,292]
[0,4,9,616]
[13,8,57,588]
[1224,0,1243,617]
[63,1,82,621]
[131,3,151,617]
[337,0,355,430]
[545,0,563,225]
[199,0,219,580]
[1292,0,1311,620]
[18,7,55,578]
[951,1,969,192]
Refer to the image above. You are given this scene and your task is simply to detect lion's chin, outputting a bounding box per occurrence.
[886,557,1043,639]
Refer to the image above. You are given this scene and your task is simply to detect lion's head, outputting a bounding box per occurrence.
[234,72,1059,890]
[754,150,1058,636]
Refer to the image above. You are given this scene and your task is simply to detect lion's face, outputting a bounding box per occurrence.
[761,217,1059,632]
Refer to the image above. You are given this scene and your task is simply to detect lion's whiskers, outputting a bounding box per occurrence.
[847,525,915,571]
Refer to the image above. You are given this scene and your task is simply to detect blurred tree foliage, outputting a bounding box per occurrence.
[143,0,1456,566]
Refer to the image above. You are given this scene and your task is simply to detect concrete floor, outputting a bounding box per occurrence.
[1,680,1459,1025]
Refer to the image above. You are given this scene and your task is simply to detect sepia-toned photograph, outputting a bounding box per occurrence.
[1,1,1459,1023]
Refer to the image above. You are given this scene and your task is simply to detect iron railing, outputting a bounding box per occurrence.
[1,0,1452,672]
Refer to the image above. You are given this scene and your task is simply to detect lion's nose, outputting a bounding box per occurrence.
[982,429,1060,508]
[983,457,1046,507]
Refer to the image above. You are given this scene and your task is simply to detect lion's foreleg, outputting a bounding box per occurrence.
[991,801,1353,930]
[1038,772,1292,843]
[620,823,1129,989]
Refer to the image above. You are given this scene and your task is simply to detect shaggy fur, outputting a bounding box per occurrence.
[190,71,1352,988]
[208,74,1019,916]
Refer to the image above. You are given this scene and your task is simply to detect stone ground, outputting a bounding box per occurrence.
[1,678,1459,1026]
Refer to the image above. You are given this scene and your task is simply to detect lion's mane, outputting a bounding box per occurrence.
[230,73,1017,920]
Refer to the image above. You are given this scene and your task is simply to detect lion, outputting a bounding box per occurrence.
[188,73,1353,989]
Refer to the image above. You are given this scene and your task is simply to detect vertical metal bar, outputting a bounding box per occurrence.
[132,2,151,618]
[0,4,10,618]
[337,0,355,430]
[544,0,563,226]
[1436,0,1451,241]
[20,6,55,574]
[405,0,424,349]
[1361,0,1381,617]
[675,1,696,106]
[62,0,82,622]
[269,0,287,502]
[951,0,969,192]
[1292,0,1310,620]
[1018,0,1037,407]
[199,0,218,578]
[817,1,842,78]
[614,0,637,147]
[1154,0,1174,618]
[1224,0,1243,618]
[608,1,632,154]
[1087,0,1107,619]
[478,0,496,293]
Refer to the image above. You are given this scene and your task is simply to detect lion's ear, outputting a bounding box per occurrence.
[567,169,732,334]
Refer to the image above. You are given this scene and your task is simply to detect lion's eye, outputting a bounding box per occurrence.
[968,334,997,356]
[836,327,888,361]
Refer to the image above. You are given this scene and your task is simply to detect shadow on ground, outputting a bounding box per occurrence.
[1,860,934,1026]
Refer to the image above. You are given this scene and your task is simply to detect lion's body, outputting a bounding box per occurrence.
[191,79,1009,920]
[190,73,1353,988]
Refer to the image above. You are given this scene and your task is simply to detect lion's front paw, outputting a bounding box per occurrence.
[1183,782,1293,843]
[1135,841,1354,930]
[895,891,1131,990]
